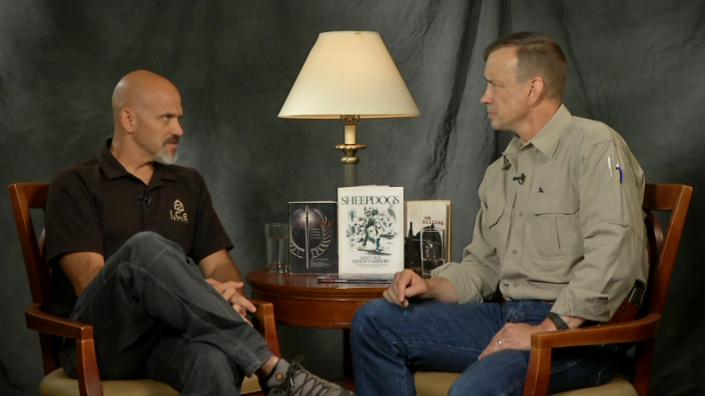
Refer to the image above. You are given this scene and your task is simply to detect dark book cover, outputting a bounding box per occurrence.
[288,201,338,273]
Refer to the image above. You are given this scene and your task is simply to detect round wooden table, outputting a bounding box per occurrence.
[246,268,387,390]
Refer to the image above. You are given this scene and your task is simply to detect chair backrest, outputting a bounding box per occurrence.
[10,183,51,305]
[642,184,691,316]
[632,183,692,394]
[9,182,57,373]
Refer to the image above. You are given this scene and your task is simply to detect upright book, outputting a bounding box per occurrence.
[405,199,452,263]
[337,186,405,275]
[288,201,338,273]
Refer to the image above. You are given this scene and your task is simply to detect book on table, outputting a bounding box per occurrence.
[316,272,394,284]
[404,199,452,264]
[288,201,338,273]
[320,185,404,283]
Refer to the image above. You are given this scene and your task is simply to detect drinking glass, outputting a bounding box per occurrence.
[265,223,289,273]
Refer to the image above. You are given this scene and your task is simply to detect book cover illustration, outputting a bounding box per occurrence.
[404,199,452,264]
[288,201,338,273]
[337,186,404,274]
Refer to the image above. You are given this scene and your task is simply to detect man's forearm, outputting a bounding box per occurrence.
[561,315,586,329]
[59,252,105,297]
[205,262,243,284]
[423,277,459,303]
[199,250,244,285]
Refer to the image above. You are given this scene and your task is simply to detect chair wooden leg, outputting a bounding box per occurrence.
[632,341,655,396]
[344,329,355,392]
[522,346,551,396]
[251,299,281,358]
[76,338,103,396]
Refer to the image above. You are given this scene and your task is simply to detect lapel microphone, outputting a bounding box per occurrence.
[513,173,526,185]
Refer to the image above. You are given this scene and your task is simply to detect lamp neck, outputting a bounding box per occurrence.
[341,115,360,144]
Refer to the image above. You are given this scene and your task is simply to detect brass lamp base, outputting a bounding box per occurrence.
[335,143,366,186]
[334,143,367,164]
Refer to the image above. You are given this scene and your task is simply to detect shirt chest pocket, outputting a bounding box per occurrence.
[485,204,509,251]
[527,192,582,257]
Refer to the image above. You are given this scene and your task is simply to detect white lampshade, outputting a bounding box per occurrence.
[278,31,420,119]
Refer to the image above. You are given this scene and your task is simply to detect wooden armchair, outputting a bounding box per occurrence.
[9,182,282,396]
[414,183,692,396]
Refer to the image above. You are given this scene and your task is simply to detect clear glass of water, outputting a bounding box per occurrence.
[265,223,289,273]
[420,229,445,278]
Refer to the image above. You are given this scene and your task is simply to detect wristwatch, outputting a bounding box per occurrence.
[547,312,570,330]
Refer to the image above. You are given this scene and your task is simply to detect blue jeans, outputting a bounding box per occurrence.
[58,232,273,396]
[351,299,621,396]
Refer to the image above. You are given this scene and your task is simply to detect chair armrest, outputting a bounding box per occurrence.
[25,303,95,341]
[250,299,281,357]
[530,313,660,349]
[522,314,661,396]
[25,303,104,396]
[25,300,282,396]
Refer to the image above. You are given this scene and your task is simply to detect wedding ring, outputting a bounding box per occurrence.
[497,339,503,345]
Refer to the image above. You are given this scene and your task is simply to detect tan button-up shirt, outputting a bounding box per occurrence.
[434,105,648,321]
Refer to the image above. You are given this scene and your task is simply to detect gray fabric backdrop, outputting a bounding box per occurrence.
[1,1,703,395]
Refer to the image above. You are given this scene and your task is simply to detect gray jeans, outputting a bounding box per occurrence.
[59,231,273,396]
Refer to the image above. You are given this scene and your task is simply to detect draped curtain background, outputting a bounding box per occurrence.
[1,1,703,395]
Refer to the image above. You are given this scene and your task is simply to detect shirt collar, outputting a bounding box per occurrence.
[527,104,572,159]
[501,104,572,169]
[97,138,178,183]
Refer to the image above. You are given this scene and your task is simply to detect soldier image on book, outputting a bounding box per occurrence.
[359,207,381,251]
[346,205,398,255]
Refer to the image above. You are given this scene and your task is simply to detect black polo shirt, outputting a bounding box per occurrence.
[45,139,233,317]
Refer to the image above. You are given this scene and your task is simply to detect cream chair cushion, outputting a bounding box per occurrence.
[41,368,263,396]
[414,372,637,396]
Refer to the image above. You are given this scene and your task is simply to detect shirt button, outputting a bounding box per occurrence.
[519,211,524,217]
[512,249,518,255]
[513,282,519,287]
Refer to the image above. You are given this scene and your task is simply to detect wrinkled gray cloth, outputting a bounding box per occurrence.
[1,1,704,395]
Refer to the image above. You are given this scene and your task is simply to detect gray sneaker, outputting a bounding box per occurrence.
[265,356,356,396]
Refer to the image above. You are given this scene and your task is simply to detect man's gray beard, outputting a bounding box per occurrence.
[155,147,178,165]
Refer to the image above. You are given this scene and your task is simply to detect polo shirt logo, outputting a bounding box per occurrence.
[170,199,189,223]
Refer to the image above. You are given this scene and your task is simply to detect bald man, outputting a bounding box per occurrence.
[45,70,354,396]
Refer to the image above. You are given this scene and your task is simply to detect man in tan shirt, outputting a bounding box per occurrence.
[351,32,647,396]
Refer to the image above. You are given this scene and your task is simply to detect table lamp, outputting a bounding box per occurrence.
[278,31,420,186]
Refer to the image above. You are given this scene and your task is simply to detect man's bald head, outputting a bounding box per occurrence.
[110,70,184,166]
[112,70,180,120]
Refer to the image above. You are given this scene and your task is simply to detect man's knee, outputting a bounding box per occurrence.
[123,231,175,253]
[113,231,188,271]
[352,298,396,337]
